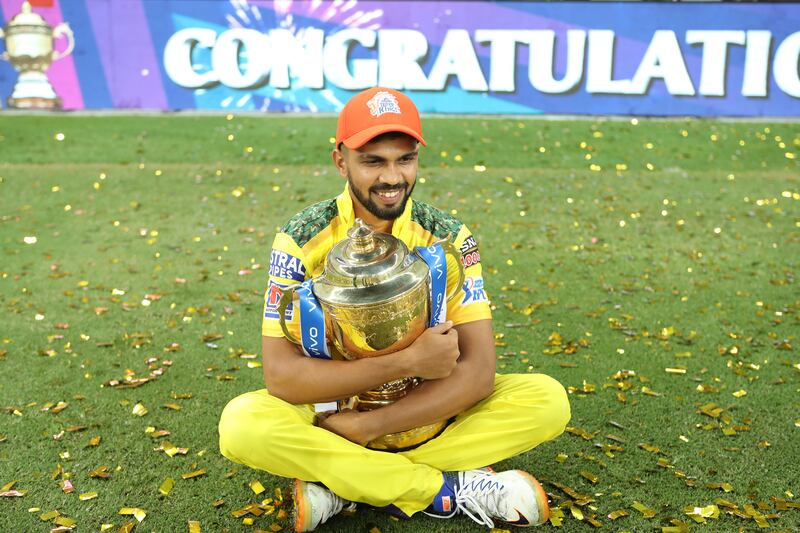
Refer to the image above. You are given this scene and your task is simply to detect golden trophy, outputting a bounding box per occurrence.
[278,219,465,450]
[0,1,74,109]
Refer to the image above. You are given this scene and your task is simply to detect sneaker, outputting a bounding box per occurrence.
[425,469,550,528]
[293,479,355,532]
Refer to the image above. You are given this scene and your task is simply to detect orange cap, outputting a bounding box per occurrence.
[335,87,426,149]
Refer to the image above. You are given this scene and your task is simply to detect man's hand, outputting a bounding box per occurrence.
[317,409,374,446]
[403,321,460,380]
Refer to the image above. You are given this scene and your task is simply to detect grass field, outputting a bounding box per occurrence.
[0,114,798,532]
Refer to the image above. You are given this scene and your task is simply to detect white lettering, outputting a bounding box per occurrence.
[428,29,489,91]
[528,30,586,94]
[475,30,526,92]
[377,30,432,89]
[212,29,271,89]
[631,30,695,96]
[686,30,745,96]
[269,28,324,89]
[742,31,772,97]
[586,30,633,94]
[162,26,793,102]
[323,29,377,89]
[164,28,218,88]
[774,31,800,98]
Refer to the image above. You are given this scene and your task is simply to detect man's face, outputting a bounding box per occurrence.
[335,134,419,221]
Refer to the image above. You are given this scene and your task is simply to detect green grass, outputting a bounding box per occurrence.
[0,114,798,532]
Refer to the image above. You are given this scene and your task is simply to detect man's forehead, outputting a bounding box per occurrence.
[353,136,419,155]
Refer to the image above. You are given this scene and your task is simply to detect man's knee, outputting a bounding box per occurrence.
[218,394,252,461]
[535,374,571,436]
[510,373,571,439]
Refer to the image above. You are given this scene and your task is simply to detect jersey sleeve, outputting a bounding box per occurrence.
[261,232,309,339]
[446,225,492,326]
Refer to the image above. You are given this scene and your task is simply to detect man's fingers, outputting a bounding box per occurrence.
[429,320,453,333]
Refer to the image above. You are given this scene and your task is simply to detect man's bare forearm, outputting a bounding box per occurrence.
[264,341,413,404]
[358,354,493,440]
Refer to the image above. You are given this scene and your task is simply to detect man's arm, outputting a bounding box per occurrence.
[319,319,496,445]
[262,321,461,405]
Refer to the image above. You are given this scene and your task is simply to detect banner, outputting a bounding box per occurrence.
[0,0,798,115]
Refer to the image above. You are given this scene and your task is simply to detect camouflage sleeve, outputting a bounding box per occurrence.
[446,225,492,326]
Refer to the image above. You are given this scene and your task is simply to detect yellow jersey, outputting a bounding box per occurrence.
[262,184,491,338]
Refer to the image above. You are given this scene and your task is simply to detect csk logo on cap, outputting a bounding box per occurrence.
[366,91,401,117]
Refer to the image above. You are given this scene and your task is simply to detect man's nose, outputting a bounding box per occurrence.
[380,163,404,185]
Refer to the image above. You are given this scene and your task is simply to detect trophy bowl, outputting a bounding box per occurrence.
[279,219,464,450]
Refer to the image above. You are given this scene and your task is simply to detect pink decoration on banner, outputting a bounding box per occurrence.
[0,0,84,109]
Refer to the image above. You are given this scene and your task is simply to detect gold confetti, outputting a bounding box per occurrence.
[54,516,77,527]
[79,491,98,500]
[131,402,148,416]
[732,389,747,398]
[631,501,657,518]
[119,507,147,522]
[182,469,206,480]
[705,482,733,492]
[188,520,201,533]
[89,466,110,479]
[249,479,266,495]
[607,509,629,520]
[159,478,175,496]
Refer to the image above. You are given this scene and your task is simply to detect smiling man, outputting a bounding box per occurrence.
[219,87,570,531]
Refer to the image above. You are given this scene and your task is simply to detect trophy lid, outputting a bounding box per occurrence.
[7,2,49,28]
[314,219,428,306]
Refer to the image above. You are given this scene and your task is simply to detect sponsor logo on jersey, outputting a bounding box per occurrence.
[269,250,306,282]
[459,235,481,267]
[264,280,294,320]
[366,90,401,117]
[462,276,488,305]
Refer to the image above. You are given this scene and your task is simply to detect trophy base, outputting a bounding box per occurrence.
[347,379,449,450]
[8,95,62,109]
[8,71,62,109]
[366,419,449,451]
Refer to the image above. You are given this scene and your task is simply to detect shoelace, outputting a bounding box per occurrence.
[453,471,505,528]
[318,491,356,526]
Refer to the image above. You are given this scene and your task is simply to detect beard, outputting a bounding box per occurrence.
[348,173,416,221]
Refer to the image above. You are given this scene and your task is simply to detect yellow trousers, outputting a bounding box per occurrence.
[219,373,570,516]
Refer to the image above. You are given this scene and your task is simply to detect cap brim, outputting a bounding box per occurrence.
[342,124,427,149]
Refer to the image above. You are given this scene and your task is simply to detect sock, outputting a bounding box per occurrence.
[426,472,459,516]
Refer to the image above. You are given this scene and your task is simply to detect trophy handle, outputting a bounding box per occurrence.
[436,238,466,303]
[52,23,75,61]
[0,28,6,62]
[276,285,301,345]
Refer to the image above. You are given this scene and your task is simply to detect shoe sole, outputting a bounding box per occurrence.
[293,479,310,532]
[513,470,550,526]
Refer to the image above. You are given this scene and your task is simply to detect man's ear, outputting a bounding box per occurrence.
[331,145,348,178]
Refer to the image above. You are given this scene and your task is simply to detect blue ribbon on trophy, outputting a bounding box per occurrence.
[296,280,331,360]
[414,244,448,327]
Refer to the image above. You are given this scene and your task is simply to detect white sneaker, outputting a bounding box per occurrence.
[425,469,550,528]
[292,479,355,532]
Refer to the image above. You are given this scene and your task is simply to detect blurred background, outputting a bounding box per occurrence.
[1,0,798,116]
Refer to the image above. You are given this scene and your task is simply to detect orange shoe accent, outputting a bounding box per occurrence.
[516,470,550,526]
[293,479,307,532]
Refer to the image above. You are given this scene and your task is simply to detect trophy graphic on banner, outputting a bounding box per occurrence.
[0,1,74,109]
